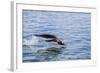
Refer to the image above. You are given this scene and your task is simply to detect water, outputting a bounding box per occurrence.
[22,10,91,62]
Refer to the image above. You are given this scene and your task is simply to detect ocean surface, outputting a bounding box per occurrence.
[22,10,91,62]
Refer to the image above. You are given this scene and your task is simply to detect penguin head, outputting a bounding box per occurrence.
[57,41,65,45]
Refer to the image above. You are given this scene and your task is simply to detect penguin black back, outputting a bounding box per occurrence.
[34,34,56,39]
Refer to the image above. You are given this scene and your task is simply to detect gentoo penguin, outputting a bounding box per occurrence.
[34,34,65,46]
[23,34,65,53]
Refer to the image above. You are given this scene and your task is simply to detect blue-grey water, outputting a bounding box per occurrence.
[22,10,91,62]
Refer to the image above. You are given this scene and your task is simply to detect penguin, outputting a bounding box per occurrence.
[34,34,65,46]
